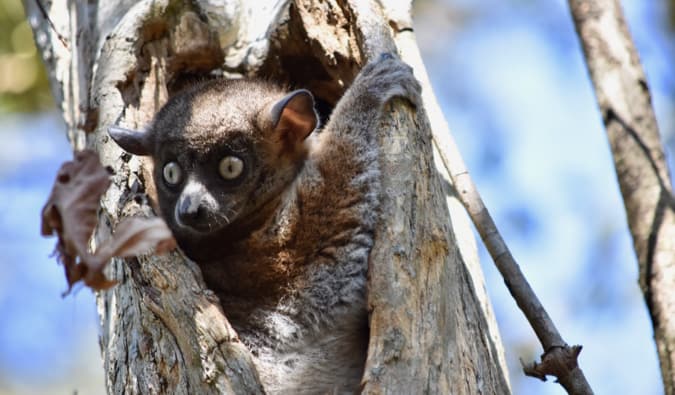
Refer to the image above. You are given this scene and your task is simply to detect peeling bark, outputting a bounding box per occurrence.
[26,0,509,393]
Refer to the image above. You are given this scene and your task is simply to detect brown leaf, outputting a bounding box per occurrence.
[84,217,175,290]
[94,217,176,263]
[41,150,111,292]
[41,150,177,294]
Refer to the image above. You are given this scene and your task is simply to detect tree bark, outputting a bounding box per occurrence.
[568,1,675,393]
[26,0,510,393]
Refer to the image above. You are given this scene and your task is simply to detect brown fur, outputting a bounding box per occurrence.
[109,54,421,394]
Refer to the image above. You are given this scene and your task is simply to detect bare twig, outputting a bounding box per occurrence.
[33,0,68,48]
[568,1,675,393]
[431,122,594,395]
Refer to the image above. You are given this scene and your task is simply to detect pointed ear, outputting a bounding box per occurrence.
[270,89,318,143]
[108,126,153,156]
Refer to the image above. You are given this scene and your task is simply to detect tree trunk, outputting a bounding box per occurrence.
[25,0,510,393]
[568,1,675,393]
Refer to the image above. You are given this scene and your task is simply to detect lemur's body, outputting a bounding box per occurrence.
[110,55,420,394]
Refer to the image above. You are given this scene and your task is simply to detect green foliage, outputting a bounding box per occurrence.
[0,0,53,113]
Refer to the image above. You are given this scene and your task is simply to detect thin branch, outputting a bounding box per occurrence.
[33,0,68,48]
[567,0,675,393]
[432,129,594,395]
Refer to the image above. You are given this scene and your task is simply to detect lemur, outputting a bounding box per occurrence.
[109,54,421,394]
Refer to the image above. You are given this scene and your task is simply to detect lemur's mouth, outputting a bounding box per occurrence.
[177,220,218,234]
[173,205,231,235]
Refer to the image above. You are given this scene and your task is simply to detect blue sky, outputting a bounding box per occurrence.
[0,0,672,394]
[0,113,104,394]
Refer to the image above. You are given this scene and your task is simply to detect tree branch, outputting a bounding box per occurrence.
[427,71,594,395]
[380,0,510,387]
[331,1,512,393]
[568,0,675,393]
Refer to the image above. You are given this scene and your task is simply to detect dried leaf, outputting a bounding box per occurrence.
[86,217,176,290]
[41,150,111,292]
[41,150,177,294]
[95,217,177,263]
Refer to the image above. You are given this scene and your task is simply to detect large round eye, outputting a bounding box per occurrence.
[219,156,244,180]
[162,161,182,185]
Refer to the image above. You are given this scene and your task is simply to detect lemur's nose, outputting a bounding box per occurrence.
[174,178,212,229]
[176,195,207,225]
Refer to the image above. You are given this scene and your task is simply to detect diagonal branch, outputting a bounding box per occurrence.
[568,0,675,393]
[426,75,595,395]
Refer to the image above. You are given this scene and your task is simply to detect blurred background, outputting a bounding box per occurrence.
[0,0,672,394]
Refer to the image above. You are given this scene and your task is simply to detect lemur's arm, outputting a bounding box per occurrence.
[286,55,421,310]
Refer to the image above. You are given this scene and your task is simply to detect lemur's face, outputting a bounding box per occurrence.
[151,130,258,236]
[108,80,318,256]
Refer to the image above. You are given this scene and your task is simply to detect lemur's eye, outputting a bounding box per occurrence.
[162,162,182,185]
[219,156,244,180]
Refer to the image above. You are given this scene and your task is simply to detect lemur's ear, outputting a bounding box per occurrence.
[108,126,153,156]
[270,89,319,144]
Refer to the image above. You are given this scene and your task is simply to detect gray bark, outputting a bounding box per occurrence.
[25,0,510,393]
[568,1,675,393]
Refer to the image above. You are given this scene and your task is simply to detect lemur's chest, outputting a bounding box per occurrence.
[238,300,369,395]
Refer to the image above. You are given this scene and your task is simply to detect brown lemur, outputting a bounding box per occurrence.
[109,54,421,394]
